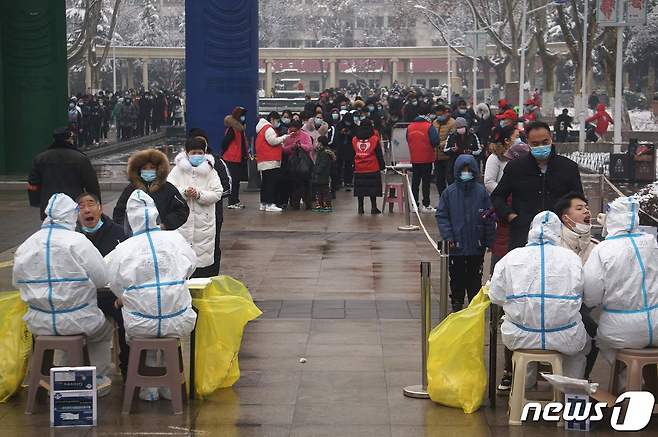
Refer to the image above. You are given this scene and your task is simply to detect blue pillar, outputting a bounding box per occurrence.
[185,0,259,152]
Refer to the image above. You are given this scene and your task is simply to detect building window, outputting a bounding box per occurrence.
[429,79,440,88]
[416,79,427,87]
[339,79,349,89]
[310,80,320,92]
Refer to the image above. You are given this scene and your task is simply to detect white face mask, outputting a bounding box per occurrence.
[565,215,591,235]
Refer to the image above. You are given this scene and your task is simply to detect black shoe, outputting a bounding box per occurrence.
[371,207,381,215]
[497,371,512,392]
[358,207,365,215]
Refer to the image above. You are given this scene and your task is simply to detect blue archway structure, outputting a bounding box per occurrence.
[186,0,259,152]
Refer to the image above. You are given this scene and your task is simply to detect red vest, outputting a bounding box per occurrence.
[222,127,243,163]
[255,123,282,163]
[352,135,380,174]
[407,121,434,164]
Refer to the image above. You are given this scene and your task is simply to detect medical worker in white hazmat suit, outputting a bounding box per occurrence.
[490,211,589,378]
[105,190,197,401]
[13,193,113,395]
[583,196,658,363]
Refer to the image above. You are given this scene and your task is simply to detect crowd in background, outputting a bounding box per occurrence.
[67,88,185,147]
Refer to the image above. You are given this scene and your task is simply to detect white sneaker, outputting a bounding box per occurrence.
[96,375,112,398]
[227,203,241,210]
[421,205,437,214]
[158,387,172,400]
[259,203,266,211]
[265,204,283,212]
[139,387,160,401]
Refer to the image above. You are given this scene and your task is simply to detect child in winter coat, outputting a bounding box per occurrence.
[312,136,336,212]
[585,103,613,141]
[436,154,495,312]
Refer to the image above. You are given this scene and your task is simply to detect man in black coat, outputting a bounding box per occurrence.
[77,192,130,378]
[491,121,583,250]
[28,127,101,220]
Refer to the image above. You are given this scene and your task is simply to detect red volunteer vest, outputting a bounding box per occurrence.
[255,123,283,163]
[352,135,380,174]
[222,127,243,163]
[407,121,434,164]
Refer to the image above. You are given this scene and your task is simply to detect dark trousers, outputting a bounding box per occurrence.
[226,162,242,205]
[448,254,484,308]
[337,151,354,187]
[434,159,450,196]
[260,167,282,205]
[411,163,433,207]
[290,178,311,209]
[97,293,129,379]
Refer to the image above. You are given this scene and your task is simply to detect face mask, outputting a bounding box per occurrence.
[437,115,447,122]
[499,121,507,128]
[332,113,339,121]
[514,137,523,145]
[458,108,467,114]
[411,100,418,106]
[353,116,360,123]
[457,127,466,135]
[530,145,552,160]
[340,106,347,111]
[81,217,104,234]
[281,117,291,125]
[354,119,361,126]
[314,118,323,128]
[367,105,375,112]
[189,155,206,167]
[272,120,281,128]
[141,169,157,182]
[565,215,592,234]
[460,171,474,182]
[240,115,246,123]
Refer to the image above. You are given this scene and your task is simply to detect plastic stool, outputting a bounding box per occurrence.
[609,348,658,395]
[25,335,90,414]
[383,182,405,213]
[122,337,186,415]
[508,349,564,426]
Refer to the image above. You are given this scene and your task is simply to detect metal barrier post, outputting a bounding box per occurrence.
[438,241,449,322]
[403,261,432,399]
[398,172,420,232]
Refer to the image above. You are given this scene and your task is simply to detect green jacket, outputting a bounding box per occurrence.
[312,147,335,185]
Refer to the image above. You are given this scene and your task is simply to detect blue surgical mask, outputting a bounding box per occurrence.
[367,105,375,112]
[437,115,447,122]
[460,171,474,182]
[240,115,246,123]
[141,169,157,182]
[189,155,206,167]
[82,218,104,234]
[530,145,552,160]
[458,108,467,114]
[281,117,291,125]
[332,113,339,121]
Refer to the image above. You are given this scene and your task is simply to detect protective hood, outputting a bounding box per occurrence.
[127,190,160,234]
[605,196,640,237]
[453,154,479,180]
[527,211,562,246]
[42,193,79,230]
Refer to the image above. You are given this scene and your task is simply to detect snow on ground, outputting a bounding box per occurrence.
[629,110,658,131]
[562,151,609,175]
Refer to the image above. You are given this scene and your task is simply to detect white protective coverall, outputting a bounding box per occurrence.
[583,196,658,363]
[13,193,112,376]
[490,211,589,378]
[105,190,197,340]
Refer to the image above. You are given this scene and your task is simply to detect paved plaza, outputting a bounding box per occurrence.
[0,188,656,436]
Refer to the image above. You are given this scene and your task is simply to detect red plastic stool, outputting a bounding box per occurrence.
[383,183,405,213]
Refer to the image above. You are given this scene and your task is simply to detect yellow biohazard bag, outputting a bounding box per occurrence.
[0,292,32,403]
[192,276,262,397]
[427,286,491,413]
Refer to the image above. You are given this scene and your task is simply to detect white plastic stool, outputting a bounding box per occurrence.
[508,349,564,426]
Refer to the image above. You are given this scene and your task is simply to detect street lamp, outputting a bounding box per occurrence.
[519,0,569,118]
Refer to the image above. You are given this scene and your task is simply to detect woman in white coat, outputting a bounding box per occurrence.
[168,137,223,277]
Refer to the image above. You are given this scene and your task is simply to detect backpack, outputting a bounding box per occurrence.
[287,147,313,180]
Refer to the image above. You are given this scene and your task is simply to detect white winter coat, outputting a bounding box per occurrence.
[484,154,507,194]
[168,152,223,268]
[105,190,198,339]
[583,196,658,356]
[13,193,108,336]
[490,211,588,355]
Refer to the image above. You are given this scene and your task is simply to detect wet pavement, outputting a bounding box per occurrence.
[0,187,656,436]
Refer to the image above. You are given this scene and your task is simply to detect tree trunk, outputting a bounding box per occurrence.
[648,62,656,99]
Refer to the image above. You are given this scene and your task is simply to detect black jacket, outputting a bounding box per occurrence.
[491,151,583,250]
[28,139,101,219]
[113,181,189,232]
[80,214,127,257]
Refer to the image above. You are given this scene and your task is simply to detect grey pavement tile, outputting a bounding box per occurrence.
[246,319,312,334]
[290,425,391,437]
[194,403,296,426]
[299,354,385,372]
[292,401,391,426]
[307,331,381,346]
[390,425,492,437]
[296,371,388,405]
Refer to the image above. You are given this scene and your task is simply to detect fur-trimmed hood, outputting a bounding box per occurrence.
[127,149,170,193]
[224,115,245,132]
[173,151,216,175]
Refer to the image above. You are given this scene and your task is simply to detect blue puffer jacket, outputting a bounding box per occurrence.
[436,154,495,256]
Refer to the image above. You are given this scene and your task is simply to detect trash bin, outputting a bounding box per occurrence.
[633,143,656,182]
[609,153,631,181]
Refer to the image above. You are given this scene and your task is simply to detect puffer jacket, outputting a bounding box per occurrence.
[168,152,223,268]
[435,155,495,256]
[433,117,455,161]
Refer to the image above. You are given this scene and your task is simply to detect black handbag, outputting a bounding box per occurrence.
[288,147,313,180]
